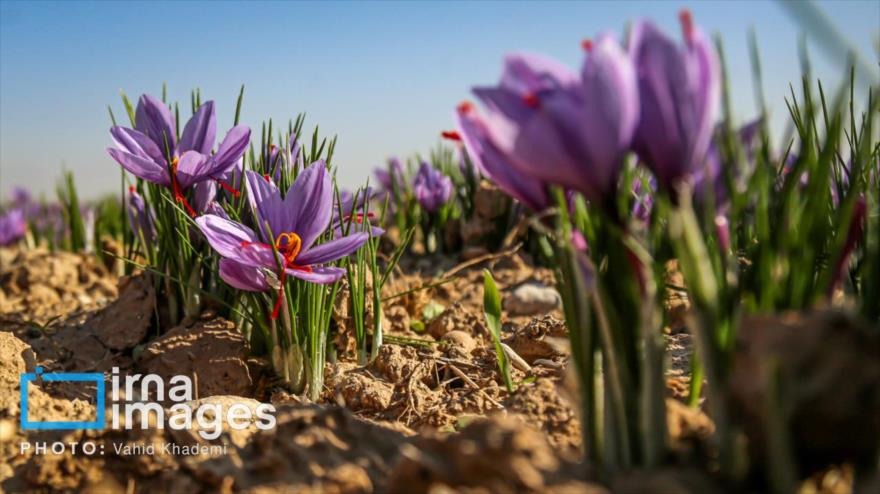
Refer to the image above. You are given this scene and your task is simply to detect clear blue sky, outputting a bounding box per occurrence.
[1,0,878,200]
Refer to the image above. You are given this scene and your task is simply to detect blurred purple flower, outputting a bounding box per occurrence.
[375,157,406,197]
[196,162,371,319]
[631,176,656,223]
[455,102,550,211]
[107,94,250,215]
[11,187,31,205]
[333,188,384,237]
[413,162,453,212]
[469,35,639,204]
[629,12,720,193]
[0,209,26,246]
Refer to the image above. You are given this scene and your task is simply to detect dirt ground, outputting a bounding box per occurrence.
[1,245,857,493]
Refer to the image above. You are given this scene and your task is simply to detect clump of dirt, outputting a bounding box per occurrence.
[0,246,117,323]
[663,260,691,334]
[88,274,155,351]
[0,273,155,379]
[458,182,511,248]
[609,467,725,494]
[138,314,258,401]
[190,404,410,494]
[729,310,880,479]
[336,372,395,412]
[0,332,101,492]
[426,302,486,339]
[504,378,582,455]
[504,315,568,364]
[388,415,601,494]
[665,398,715,464]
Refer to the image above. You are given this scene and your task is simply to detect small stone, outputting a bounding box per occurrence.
[442,330,476,354]
[337,373,394,412]
[504,282,561,316]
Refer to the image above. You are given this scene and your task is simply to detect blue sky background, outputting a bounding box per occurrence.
[1,0,878,200]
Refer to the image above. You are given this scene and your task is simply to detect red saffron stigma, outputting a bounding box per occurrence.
[344,211,375,224]
[441,130,462,142]
[239,240,271,249]
[168,156,197,217]
[457,101,474,114]
[679,9,694,43]
[271,269,287,320]
[215,179,241,198]
[128,185,135,194]
[581,39,593,52]
[263,174,271,182]
[523,92,540,108]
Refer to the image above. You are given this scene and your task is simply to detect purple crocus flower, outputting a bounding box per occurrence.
[455,102,550,211]
[374,157,406,196]
[413,162,453,212]
[195,161,371,319]
[470,35,639,205]
[107,94,250,216]
[631,176,656,223]
[0,209,26,246]
[11,187,31,205]
[127,186,155,244]
[333,188,385,237]
[629,12,721,193]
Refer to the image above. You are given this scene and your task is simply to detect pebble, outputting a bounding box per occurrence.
[442,330,476,354]
[504,282,561,316]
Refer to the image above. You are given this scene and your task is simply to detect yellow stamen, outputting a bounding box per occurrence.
[275,232,302,264]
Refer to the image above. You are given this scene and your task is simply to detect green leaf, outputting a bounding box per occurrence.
[483,269,514,392]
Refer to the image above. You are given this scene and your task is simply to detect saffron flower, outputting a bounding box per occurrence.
[374,157,406,195]
[11,186,31,205]
[631,176,656,223]
[333,188,384,237]
[0,208,26,246]
[455,101,549,211]
[107,94,250,215]
[469,36,638,204]
[413,162,453,212]
[629,11,720,193]
[196,162,372,318]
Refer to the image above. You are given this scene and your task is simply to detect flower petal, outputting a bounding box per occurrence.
[107,148,171,187]
[195,214,272,267]
[629,20,720,190]
[135,94,176,153]
[175,151,213,189]
[456,106,549,211]
[110,126,166,165]
[287,160,333,248]
[297,232,370,265]
[219,258,270,292]
[179,100,217,155]
[193,180,217,213]
[500,52,579,94]
[285,266,345,284]
[245,170,286,240]
[212,125,251,175]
